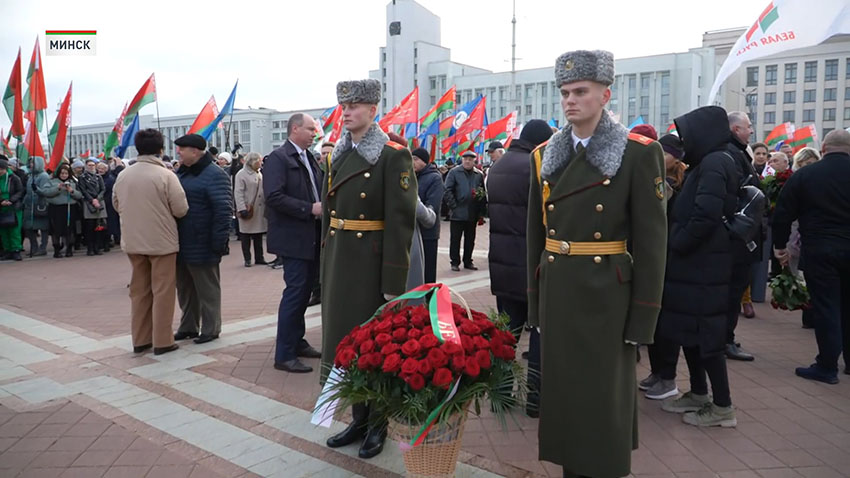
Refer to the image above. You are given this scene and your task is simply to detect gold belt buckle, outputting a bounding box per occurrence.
[559,241,570,255]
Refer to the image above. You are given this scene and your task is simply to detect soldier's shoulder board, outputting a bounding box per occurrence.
[531,140,550,155]
[385,140,405,151]
[627,132,654,146]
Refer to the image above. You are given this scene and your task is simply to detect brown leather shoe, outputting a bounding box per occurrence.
[742,303,755,319]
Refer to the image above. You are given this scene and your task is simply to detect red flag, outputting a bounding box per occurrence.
[81,149,90,158]
[125,73,156,124]
[0,129,12,156]
[22,38,48,130]
[48,83,72,171]
[187,96,219,134]
[790,125,817,154]
[379,87,419,131]
[24,120,44,158]
[3,48,25,137]
[323,105,344,144]
[455,97,487,137]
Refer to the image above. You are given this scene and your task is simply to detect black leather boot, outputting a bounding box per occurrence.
[326,403,368,448]
[358,419,388,459]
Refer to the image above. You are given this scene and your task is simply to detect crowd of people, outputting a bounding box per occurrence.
[3,48,849,478]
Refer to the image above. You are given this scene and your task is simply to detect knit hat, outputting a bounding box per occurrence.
[445,158,454,166]
[519,119,554,147]
[555,50,615,87]
[71,159,85,169]
[218,152,233,165]
[658,134,684,160]
[487,141,504,152]
[411,147,430,163]
[630,124,658,141]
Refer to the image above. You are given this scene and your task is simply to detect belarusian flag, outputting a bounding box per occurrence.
[22,39,48,132]
[187,96,219,135]
[125,73,156,125]
[789,124,817,153]
[379,87,419,135]
[322,105,344,144]
[22,119,44,161]
[102,103,128,160]
[454,96,486,137]
[48,83,72,171]
[666,123,677,135]
[483,111,517,144]
[420,86,455,131]
[1,129,13,156]
[3,48,25,137]
[438,116,454,138]
[765,122,795,147]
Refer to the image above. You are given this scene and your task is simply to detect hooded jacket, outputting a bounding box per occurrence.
[415,162,445,241]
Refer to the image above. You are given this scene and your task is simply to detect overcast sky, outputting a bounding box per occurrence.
[1,0,766,132]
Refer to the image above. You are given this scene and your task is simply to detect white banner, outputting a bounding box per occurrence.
[708,0,850,103]
[46,31,97,57]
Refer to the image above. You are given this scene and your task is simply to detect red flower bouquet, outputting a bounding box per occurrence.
[319,286,526,433]
[761,169,792,214]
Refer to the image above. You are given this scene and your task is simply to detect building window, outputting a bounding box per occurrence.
[499,87,506,101]
[765,65,777,85]
[640,73,650,91]
[784,63,797,84]
[804,61,817,82]
[825,59,838,80]
[383,82,387,92]
[413,79,417,88]
[272,121,280,129]
[823,108,836,121]
[846,87,850,100]
[414,48,417,59]
[382,52,386,63]
[515,86,521,101]
[824,88,837,101]
[803,109,815,122]
[413,64,417,74]
[430,78,436,89]
[540,83,547,97]
[823,128,833,137]
[383,98,387,108]
[430,95,436,106]
[490,107,495,118]
[639,96,649,117]
[764,92,776,105]
[240,121,250,141]
[783,91,796,104]
[764,111,776,124]
[844,107,850,120]
[661,72,671,91]
[525,84,533,98]
[272,132,281,141]
[525,105,532,115]
[551,82,558,97]
[382,68,386,77]
[782,110,795,123]
[746,93,757,108]
[541,103,547,115]
[803,89,816,103]
[500,106,506,117]
[441,77,446,90]
[746,67,759,87]
[628,75,636,96]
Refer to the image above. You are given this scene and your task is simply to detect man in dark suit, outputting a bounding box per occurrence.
[263,113,323,373]
[774,129,850,384]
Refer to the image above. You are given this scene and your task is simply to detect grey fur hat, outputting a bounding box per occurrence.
[555,50,615,86]
[337,79,381,105]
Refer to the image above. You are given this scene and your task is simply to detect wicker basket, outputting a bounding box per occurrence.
[389,409,469,478]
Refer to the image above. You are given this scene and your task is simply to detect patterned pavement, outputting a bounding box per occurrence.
[1,221,849,478]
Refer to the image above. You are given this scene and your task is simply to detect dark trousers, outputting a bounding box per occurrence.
[648,333,680,380]
[176,262,222,337]
[727,260,753,344]
[275,257,318,363]
[422,238,439,283]
[449,220,476,267]
[84,218,105,252]
[683,345,731,407]
[240,233,266,263]
[497,296,528,338]
[497,297,541,408]
[802,249,850,372]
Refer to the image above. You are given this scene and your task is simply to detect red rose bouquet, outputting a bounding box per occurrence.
[318,285,527,438]
[761,169,792,214]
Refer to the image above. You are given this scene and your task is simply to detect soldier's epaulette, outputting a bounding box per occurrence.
[627,132,654,146]
[531,140,550,155]
[385,140,405,150]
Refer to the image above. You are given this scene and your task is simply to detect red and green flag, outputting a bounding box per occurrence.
[665,123,677,135]
[789,125,817,153]
[22,39,48,132]
[764,122,794,147]
[419,86,455,130]
[3,48,25,138]
[322,105,344,144]
[454,96,487,137]
[1,129,13,156]
[745,1,780,42]
[379,87,419,135]
[21,118,44,162]
[125,73,156,125]
[438,116,454,138]
[483,111,517,145]
[187,96,219,135]
[48,83,72,171]
[102,103,128,160]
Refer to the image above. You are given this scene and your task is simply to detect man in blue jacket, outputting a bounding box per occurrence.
[173,134,233,345]
[411,148,444,283]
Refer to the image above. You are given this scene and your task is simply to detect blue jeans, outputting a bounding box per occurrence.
[275,257,318,363]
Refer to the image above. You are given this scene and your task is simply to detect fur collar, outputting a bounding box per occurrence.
[332,123,389,166]
[541,111,628,179]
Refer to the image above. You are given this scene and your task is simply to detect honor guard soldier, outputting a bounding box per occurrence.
[527,50,668,478]
[322,79,418,459]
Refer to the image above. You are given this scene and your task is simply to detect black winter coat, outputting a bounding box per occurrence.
[487,140,533,301]
[727,138,763,264]
[103,166,124,237]
[176,152,233,264]
[415,163,444,241]
[443,166,484,222]
[658,106,739,357]
[2,171,23,209]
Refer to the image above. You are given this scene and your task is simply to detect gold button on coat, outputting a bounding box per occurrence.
[593,256,602,264]
[603,179,611,186]
[548,229,556,236]
[364,172,371,178]
[594,232,602,240]
[359,214,365,219]
[595,204,604,212]
[356,232,363,238]
[329,230,336,236]
[547,204,555,211]
[360,192,367,199]
[547,255,555,263]
[329,191,335,197]
[330,210,336,217]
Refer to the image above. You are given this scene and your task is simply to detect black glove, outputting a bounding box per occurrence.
[238,210,249,219]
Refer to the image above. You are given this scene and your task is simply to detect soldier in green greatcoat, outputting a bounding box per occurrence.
[322,79,418,459]
[527,50,668,478]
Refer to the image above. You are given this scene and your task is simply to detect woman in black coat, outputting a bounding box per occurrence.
[102,160,125,250]
[657,106,740,428]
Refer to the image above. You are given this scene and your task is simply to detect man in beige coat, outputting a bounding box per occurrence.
[113,129,189,355]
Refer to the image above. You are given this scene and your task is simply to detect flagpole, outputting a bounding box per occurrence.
[155,96,161,132]
[225,79,238,152]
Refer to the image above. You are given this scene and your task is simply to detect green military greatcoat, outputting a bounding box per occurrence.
[527,112,667,478]
[320,123,418,378]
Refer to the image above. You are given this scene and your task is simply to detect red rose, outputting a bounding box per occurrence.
[471,310,489,321]
[338,334,354,347]
[336,347,357,368]
[450,355,466,373]
[475,350,492,369]
[501,331,518,346]
[495,345,516,361]
[401,357,419,375]
[359,340,375,355]
[410,312,428,329]
[381,343,401,356]
[368,352,384,368]
[460,335,475,353]
[459,321,482,336]
[464,358,481,378]
[473,336,490,350]
[375,333,392,348]
[382,353,402,373]
[432,367,454,389]
[357,355,371,370]
[419,334,439,350]
[417,358,433,376]
[441,341,464,356]
[392,316,408,328]
[474,319,495,334]
[490,335,505,350]
[405,373,426,391]
[354,329,371,345]
[407,328,422,340]
[392,328,408,342]
[375,318,393,334]
[426,348,449,368]
[401,339,422,357]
